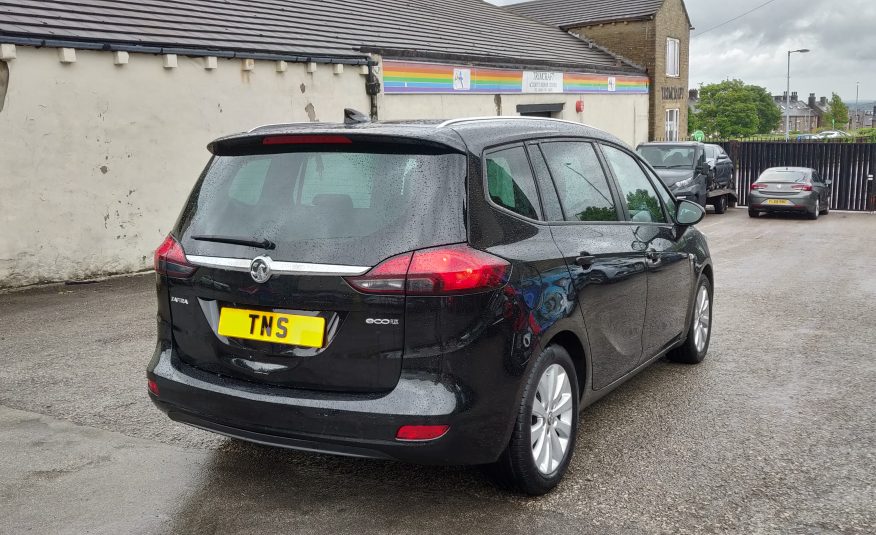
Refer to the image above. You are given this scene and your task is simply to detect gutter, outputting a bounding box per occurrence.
[0,34,372,65]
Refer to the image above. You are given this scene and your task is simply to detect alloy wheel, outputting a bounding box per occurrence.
[693,285,711,353]
[531,364,574,475]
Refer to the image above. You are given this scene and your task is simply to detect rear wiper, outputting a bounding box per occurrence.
[192,235,276,250]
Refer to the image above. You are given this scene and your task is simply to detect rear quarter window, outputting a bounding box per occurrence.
[485,146,542,220]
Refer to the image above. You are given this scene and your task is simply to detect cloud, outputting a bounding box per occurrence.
[688,0,875,101]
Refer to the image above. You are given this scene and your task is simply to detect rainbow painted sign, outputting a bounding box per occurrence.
[383,60,649,95]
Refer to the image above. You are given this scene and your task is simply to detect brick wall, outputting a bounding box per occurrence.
[653,0,690,140]
[568,0,691,140]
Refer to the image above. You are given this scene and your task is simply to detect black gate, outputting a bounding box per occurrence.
[715,141,876,211]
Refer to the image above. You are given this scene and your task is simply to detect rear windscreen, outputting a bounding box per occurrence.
[176,147,466,266]
[757,170,809,183]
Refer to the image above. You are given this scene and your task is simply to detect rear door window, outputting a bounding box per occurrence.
[485,146,542,220]
[540,141,619,222]
[177,146,467,266]
[601,144,667,224]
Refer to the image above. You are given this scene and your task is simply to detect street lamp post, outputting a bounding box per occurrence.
[855,81,860,130]
[786,48,810,140]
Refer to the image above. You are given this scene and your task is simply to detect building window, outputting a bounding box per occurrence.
[666,38,680,77]
[665,109,680,141]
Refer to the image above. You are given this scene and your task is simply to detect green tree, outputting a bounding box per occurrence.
[626,190,663,223]
[824,93,849,129]
[576,206,619,222]
[689,80,782,138]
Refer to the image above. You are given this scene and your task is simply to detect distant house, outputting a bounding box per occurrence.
[775,92,818,133]
[508,0,693,141]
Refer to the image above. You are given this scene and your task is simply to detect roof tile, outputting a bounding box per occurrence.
[0,0,644,71]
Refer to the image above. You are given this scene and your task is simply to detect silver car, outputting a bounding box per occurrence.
[748,167,832,220]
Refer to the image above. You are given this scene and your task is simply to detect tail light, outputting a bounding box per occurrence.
[346,244,511,296]
[147,378,159,397]
[396,425,450,441]
[263,135,352,145]
[345,252,412,294]
[750,183,767,190]
[792,184,813,191]
[154,235,196,278]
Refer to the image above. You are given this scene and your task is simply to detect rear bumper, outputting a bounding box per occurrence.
[749,193,816,212]
[147,348,514,465]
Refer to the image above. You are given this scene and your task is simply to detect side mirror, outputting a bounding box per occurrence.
[676,199,705,226]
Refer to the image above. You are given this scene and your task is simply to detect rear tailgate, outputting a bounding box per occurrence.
[166,134,466,392]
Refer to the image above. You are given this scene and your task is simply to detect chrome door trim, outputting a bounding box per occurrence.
[186,255,370,276]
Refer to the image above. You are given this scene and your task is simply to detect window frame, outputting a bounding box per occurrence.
[665,108,680,142]
[596,141,674,226]
[666,37,680,78]
[481,142,546,222]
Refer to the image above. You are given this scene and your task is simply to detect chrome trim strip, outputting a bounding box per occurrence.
[187,255,370,276]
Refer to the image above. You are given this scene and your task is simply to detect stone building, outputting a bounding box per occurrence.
[0,0,650,287]
[508,0,693,141]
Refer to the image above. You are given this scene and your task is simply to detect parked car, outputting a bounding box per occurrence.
[704,143,734,190]
[796,133,818,141]
[636,142,736,213]
[148,115,714,495]
[748,167,832,219]
[814,130,850,139]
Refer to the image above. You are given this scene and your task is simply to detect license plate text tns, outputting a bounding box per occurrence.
[218,308,325,348]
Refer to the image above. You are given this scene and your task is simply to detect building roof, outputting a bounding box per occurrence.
[774,96,816,118]
[0,0,643,72]
[507,0,668,28]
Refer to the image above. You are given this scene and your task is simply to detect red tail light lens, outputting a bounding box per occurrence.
[263,135,352,145]
[345,245,511,296]
[792,184,813,191]
[345,252,412,294]
[154,235,196,278]
[406,245,511,295]
[147,378,159,397]
[750,183,767,190]
[396,425,450,441]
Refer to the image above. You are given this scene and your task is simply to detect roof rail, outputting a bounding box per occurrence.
[437,116,591,129]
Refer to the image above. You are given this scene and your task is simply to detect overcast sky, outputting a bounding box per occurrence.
[490,0,875,105]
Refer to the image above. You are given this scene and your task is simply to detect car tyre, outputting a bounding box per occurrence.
[486,344,579,496]
[713,195,727,214]
[809,199,820,220]
[748,208,758,218]
[820,198,830,215]
[668,277,712,364]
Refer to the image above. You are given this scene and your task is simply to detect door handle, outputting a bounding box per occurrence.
[575,253,596,267]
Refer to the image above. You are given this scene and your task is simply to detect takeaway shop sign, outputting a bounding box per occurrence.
[522,71,564,93]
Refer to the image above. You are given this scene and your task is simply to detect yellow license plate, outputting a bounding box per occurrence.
[765,199,791,205]
[218,308,325,348]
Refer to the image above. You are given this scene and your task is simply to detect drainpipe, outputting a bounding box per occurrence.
[365,60,381,121]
